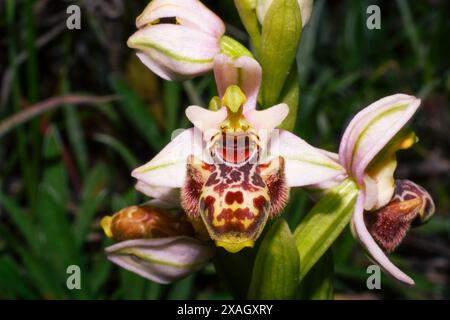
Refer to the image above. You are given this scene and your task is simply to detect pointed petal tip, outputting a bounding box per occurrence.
[353,192,415,287]
[130,166,141,177]
[131,165,152,180]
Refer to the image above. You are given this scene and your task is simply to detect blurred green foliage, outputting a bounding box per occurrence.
[0,0,448,299]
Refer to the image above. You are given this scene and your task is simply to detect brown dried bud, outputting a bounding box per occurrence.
[101,205,194,241]
[366,179,435,253]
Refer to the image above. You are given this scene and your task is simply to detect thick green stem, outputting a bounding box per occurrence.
[297,249,334,299]
[294,179,359,280]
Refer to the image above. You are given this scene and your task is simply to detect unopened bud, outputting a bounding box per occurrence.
[101,205,194,241]
[106,237,214,284]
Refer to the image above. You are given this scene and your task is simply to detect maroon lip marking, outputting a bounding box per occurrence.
[251,172,265,188]
[218,164,233,178]
[205,172,220,187]
[253,196,268,216]
[212,207,262,234]
[217,207,253,221]
[200,195,216,222]
[225,191,244,205]
[228,170,242,183]
[209,162,265,195]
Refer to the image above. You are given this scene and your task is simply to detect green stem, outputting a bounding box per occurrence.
[297,249,334,299]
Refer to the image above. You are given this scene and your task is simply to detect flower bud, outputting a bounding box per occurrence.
[256,0,313,28]
[106,237,214,283]
[366,179,435,253]
[127,0,225,80]
[101,205,194,241]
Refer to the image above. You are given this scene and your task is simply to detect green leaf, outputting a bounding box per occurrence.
[260,0,302,108]
[94,133,139,169]
[89,251,113,297]
[396,0,428,71]
[73,164,108,247]
[119,268,148,299]
[297,249,334,300]
[0,255,37,299]
[0,192,40,253]
[110,76,164,151]
[111,188,139,212]
[60,77,89,177]
[18,248,66,298]
[64,104,88,176]
[247,219,300,299]
[37,127,81,274]
[167,275,194,299]
[332,226,357,267]
[213,248,255,299]
[40,127,69,203]
[294,179,358,280]
[145,282,163,300]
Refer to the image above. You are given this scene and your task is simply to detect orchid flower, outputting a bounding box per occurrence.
[312,94,435,286]
[101,204,214,284]
[132,53,345,253]
[127,0,225,80]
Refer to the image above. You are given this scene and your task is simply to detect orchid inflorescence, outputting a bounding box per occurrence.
[101,0,435,294]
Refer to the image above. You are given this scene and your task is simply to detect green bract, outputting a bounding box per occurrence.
[260,0,302,108]
[248,219,299,299]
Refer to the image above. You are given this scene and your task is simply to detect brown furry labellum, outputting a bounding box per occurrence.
[101,205,194,241]
[180,152,289,253]
[366,179,435,253]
